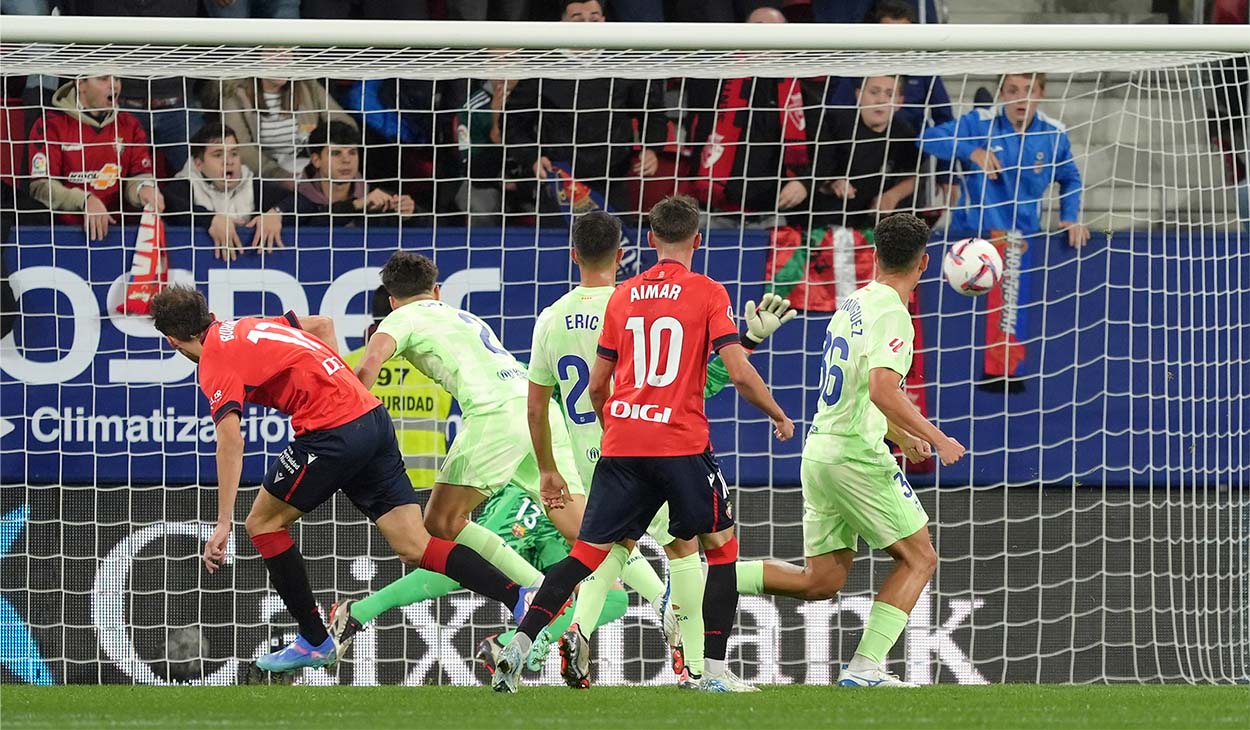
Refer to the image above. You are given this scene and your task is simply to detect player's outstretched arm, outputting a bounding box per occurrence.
[706,293,798,398]
[527,381,571,511]
[205,412,244,574]
[354,332,398,389]
[868,368,965,466]
[720,343,794,441]
[298,315,339,354]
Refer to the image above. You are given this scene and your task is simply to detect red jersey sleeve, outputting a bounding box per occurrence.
[199,355,246,424]
[596,287,625,361]
[705,280,739,354]
[27,116,58,182]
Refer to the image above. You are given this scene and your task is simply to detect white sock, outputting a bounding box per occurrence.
[847,653,878,672]
[706,658,726,676]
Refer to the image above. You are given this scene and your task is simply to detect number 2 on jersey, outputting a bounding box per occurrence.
[625,316,684,388]
[819,333,850,406]
[557,354,596,425]
[458,311,507,356]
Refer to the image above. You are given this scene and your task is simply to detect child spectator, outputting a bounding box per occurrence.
[221,78,357,189]
[918,72,1090,247]
[290,121,415,226]
[28,75,163,241]
[163,122,291,261]
[813,75,920,230]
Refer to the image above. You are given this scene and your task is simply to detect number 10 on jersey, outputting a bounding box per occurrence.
[625,316,684,388]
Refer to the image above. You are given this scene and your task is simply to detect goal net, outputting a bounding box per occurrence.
[0,17,1246,686]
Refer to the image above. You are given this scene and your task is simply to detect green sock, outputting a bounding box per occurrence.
[736,560,765,595]
[854,601,910,665]
[454,520,542,587]
[501,588,628,644]
[667,552,705,675]
[621,547,666,605]
[570,544,628,637]
[352,569,460,625]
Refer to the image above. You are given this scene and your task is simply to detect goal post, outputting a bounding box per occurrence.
[0,18,1246,687]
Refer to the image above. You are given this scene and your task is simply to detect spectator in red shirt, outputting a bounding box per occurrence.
[28,76,164,241]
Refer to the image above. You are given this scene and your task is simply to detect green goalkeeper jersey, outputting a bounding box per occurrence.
[375,299,528,417]
[529,285,735,486]
[477,483,569,572]
[804,280,913,465]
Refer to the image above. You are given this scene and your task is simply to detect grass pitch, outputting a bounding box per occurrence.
[2,685,1246,729]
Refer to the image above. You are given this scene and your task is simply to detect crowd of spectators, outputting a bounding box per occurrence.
[0,0,1096,251]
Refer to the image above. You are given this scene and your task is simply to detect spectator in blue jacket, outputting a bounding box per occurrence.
[918,72,1091,247]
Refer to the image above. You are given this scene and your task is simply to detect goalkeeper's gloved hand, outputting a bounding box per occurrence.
[743,292,798,347]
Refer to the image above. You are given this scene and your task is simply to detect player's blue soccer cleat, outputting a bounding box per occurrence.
[513,579,542,624]
[255,634,337,673]
[700,668,760,693]
[836,663,917,687]
[491,638,526,693]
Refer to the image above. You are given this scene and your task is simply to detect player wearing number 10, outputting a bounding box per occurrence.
[494,196,796,694]
[149,287,527,675]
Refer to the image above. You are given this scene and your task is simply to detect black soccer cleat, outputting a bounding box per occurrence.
[558,624,591,689]
[328,599,365,657]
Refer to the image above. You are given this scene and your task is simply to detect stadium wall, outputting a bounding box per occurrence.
[2,225,1243,488]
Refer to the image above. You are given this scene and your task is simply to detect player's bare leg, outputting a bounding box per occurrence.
[425,482,543,588]
[839,526,936,688]
[737,550,855,601]
[243,490,337,672]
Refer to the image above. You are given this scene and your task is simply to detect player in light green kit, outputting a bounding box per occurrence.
[527,211,796,690]
[347,252,587,615]
[733,213,966,687]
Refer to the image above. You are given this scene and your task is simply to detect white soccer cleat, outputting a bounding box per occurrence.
[558,624,592,689]
[837,663,917,687]
[699,668,760,693]
[491,639,526,693]
[654,584,683,670]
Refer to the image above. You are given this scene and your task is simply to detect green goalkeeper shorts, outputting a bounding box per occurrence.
[438,403,587,501]
[800,455,929,555]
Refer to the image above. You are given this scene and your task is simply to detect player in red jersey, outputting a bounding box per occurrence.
[493,196,794,693]
[150,287,528,674]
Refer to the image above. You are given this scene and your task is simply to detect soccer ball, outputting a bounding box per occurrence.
[942,238,1003,296]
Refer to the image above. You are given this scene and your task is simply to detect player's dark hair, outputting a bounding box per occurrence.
[151,286,214,341]
[571,211,622,267]
[189,118,238,161]
[866,0,917,23]
[873,213,931,272]
[371,286,393,321]
[380,251,439,300]
[648,195,701,245]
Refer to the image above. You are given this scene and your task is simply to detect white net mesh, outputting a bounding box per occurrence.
[0,22,1246,686]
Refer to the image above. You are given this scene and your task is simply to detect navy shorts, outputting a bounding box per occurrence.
[262,404,419,522]
[579,449,734,543]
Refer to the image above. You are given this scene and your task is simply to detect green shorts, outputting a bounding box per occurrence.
[438,403,587,501]
[800,455,929,555]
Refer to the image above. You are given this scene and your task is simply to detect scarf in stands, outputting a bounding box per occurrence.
[695,77,807,211]
[177,159,256,224]
[116,207,167,316]
[767,224,931,471]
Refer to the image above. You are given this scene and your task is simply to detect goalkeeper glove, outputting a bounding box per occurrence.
[743,292,797,347]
